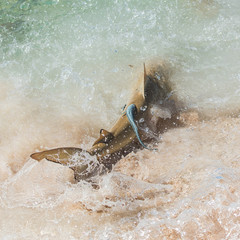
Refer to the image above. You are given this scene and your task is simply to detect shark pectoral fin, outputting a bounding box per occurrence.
[31,147,101,181]
[30,147,85,166]
[92,129,114,146]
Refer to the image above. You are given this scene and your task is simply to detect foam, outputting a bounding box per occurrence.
[0,118,240,239]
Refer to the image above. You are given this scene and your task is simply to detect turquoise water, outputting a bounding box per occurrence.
[1,0,240,119]
[1,0,240,239]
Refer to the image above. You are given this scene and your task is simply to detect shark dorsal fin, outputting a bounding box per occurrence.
[92,129,114,146]
[100,129,112,137]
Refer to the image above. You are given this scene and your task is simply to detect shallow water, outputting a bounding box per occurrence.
[1,0,240,239]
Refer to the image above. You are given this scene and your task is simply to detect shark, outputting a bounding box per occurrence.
[30,61,181,180]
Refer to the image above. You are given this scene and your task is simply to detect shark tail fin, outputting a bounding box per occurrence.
[143,62,147,87]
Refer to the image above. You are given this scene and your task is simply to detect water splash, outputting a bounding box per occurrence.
[1,0,240,239]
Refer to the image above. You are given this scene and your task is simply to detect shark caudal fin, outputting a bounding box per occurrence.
[137,62,148,98]
[143,63,147,87]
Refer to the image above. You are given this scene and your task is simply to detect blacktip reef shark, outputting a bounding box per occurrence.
[31,61,182,181]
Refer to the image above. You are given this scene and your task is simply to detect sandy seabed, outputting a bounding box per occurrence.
[0,115,240,240]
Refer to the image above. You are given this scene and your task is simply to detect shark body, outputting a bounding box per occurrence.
[30,61,181,180]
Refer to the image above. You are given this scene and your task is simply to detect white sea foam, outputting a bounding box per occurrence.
[0,0,240,239]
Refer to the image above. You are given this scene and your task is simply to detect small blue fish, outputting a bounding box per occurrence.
[126,104,157,151]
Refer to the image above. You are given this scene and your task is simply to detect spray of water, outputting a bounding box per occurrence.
[1,0,240,239]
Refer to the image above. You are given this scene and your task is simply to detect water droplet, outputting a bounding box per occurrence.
[140,105,147,111]
[20,1,30,11]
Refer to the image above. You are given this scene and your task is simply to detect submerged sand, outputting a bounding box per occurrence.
[0,116,240,239]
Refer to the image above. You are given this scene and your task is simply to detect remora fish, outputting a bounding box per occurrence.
[31,61,181,179]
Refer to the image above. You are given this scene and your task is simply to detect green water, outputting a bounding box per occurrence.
[1,0,240,120]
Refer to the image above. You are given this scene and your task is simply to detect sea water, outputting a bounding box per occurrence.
[0,0,240,239]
